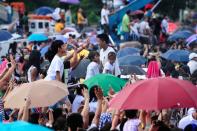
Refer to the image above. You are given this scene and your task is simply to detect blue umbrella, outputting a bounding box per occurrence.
[59,0,80,4]
[119,65,146,75]
[0,30,12,42]
[0,121,52,131]
[35,6,54,15]
[40,45,50,57]
[117,47,140,58]
[168,30,193,42]
[161,49,190,62]
[28,33,48,42]
[118,55,147,66]
[186,34,197,47]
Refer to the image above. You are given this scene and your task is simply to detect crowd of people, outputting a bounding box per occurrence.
[0,2,197,131]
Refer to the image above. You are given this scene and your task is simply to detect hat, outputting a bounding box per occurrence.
[187,108,196,115]
[189,53,197,60]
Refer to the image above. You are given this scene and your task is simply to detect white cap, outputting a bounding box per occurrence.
[189,53,197,60]
[55,35,67,43]
[187,108,196,115]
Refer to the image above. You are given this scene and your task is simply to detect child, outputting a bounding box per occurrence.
[103,52,116,75]
[85,51,100,80]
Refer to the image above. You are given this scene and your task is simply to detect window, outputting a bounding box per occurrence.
[38,22,43,28]
[30,22,35,29]
[45,22,49,28]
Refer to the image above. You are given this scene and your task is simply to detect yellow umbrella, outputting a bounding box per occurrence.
[4,80,69,109]
[68,49,89,60]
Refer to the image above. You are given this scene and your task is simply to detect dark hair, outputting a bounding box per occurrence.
[152,120,171,131]
[67,113,83,131]
[53,115,67,131]
[125,110,138,119]
[89,112,95,126]
[88,51,99,62]
[88,127,99,131]
[76,84,88,95]
[26,50,41,73]
[126,10,132,15]
[100,122,112,131]
[29,113,39,124]
[89,85,98,102]
[47,40,64,62]
[53,108,63,122]
[108,52,116,58]
[97,33,109,44]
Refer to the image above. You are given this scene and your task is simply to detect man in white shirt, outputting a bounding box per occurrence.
[178,108,197,129]
[139,17,150,35]
[161,15,168,35]
[187,53,197,75]
[101,4,110,34]
[97,34,121,76]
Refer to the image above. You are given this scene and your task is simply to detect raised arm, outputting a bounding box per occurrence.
[81,88,89,128]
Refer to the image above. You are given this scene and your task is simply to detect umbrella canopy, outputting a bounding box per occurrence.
[59,0,80,4]
[0,121,52,131]
[168,30,193,42]
[40,45,50,57]
[119,65,146,75]
[0,30,12,42]
[71,59,90,79]
[28,33,48,42]
[109,77,197,110]
[118,55,147,66]
[84,74,127,96]
[119,41,142,49]
[161,49,190,62]
[34,6,54,15]
[186,34,197,47]
[4,80,69,109]
[117,47,140,58]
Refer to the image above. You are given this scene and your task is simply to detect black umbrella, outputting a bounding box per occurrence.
[119,65,146,75]
[71,59,90,79]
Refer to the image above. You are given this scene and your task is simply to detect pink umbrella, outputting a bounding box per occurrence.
[109,77,197,110]
[59,0,80,4]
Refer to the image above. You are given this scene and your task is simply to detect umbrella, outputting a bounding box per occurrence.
[40,45,50,57]
[132,10,144,15]
[0,30,12,42]
[28,33,48,42]
[161,49,190,62]
[4,80,69,109]
[186,34,197,46]
[118,55,147,66]
[119,65,146,75]
[34,6,54,15]
[109,77,197,110]
[0,121,52,131]
[168,30,193,42]
[71,59,90,79]
[119,41,142,49]
[117,47,140,58]
[168,22,178,34]
[84,74,127,96]
[59,0,80,4]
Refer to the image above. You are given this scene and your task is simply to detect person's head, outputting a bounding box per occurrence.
[89,85,99,102]
[53,115,67,131]
[76,84,88,96]
[126,10,132,16]
[108,52,116,64]
[67,113,83,131]
[124,109,138,119]
[39,69,47,79]
[51,40,67,56]
[97,34,109,49]
[189,53,197,61]
[28,50,41,71]
[78,8,83,12]
[103,4,107,9]
[149,120,171,131]
[38,113,48,126]
[88,51,100,63]
[29,113,40,124]
[192,109,197,120]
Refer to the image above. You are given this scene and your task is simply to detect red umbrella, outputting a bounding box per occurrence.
[109,77,197,110]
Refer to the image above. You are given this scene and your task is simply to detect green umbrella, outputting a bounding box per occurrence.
[84,74,127,96]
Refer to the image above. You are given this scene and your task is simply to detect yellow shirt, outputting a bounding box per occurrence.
[77,12,85,25]
[55,22,64,33]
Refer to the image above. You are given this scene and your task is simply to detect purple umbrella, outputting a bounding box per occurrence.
[59,0,80,4]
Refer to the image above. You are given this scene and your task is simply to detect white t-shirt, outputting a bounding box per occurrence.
[161,19,168,33]
[45,55,64,80]
[139,21,150,35]
[89,101,98,112]
[100,47,121,76]
[187,60,197,75]
[123,119,141,131]
[103,61,115,75]
[178,115,197,129]
[72,95,84,113]
[101,8,109,25]
[85,62,100,80]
